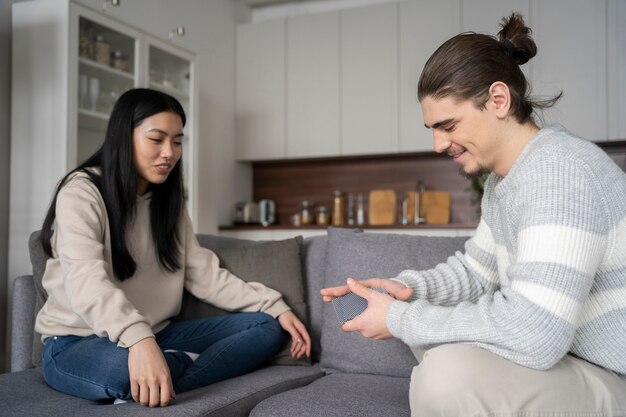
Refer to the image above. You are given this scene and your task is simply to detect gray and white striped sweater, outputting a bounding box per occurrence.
[387,124,626,375]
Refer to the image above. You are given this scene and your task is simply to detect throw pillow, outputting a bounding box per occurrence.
[176,235,311,366]
[29,231,48,367]
[320,227,469,377]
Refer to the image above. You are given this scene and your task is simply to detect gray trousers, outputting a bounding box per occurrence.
[410,344,626,416]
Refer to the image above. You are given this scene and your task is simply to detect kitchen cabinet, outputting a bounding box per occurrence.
[236,19,286,160]
[10,0,197,282]
[530,0,607,141]
[235,0,624,161]
[607,0,626,140]
[286,12,340,158]
[399,0,460,152]
[341,2,399,155]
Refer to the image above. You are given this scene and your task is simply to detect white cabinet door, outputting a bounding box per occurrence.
[287,12,340,158]
[341,3,399,156]
[236,19,286,160]
[399,0,460,152]
[608,0,626,140]
[530,0,607,141]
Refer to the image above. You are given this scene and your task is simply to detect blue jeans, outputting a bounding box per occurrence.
[42,312,285,401]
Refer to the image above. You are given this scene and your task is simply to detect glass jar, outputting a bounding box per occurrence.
[94,35,110,66]
[79,35,93,60]
[111,50,128,72]
[300,200,314,225]
[315,206,329,226]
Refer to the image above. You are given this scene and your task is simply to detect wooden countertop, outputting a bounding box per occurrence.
[218,223,478,231]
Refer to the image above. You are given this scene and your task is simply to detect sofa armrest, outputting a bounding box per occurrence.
[11,275,36,372]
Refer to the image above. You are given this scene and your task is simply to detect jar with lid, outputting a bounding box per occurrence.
[111,50,128,72]
[315,206,329,226]
[331,190,345,226]
[300,200,314,225]
[94,35,111,66]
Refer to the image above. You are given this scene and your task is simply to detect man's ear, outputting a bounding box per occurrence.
[488,81,511,119]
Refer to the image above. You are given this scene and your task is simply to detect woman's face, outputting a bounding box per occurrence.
[132,111,184,195]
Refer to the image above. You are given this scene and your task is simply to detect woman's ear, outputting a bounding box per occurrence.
[488,81,511,119]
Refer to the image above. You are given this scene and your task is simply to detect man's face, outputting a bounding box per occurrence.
[421,95,500,178]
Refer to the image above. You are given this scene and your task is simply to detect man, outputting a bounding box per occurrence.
[322,13,626,416]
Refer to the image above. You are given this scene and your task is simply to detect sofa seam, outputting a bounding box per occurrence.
[203,371,325,417]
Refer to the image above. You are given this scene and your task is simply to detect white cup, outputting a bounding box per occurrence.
[79,74,88,109]
[89,77,100,112]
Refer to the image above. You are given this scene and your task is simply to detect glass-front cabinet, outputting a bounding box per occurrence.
[69,4,197,210]
[10,0,198,288]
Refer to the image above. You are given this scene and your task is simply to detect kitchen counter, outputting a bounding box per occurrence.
[218,223,477,240]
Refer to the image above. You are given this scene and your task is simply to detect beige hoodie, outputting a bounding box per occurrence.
[35,172,289,348]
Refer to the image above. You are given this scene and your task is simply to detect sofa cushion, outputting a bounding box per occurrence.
[177,235,310,366]
[250,372,410,417]
[320,227,469,377]
[0,365,324,417]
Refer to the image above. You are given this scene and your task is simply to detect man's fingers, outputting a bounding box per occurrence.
[395,286,413,301]
[346,278,370,298]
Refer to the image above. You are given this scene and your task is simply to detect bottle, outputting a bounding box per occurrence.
[347,193,355,225]
[356,193,365,226]
[315,206,329,226]
[300,200,313,225]
[414,180,426,224]
[331,190,345,226]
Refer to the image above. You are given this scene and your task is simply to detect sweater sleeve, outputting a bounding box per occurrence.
[54,176,154,348]
[393,218,499,306]
[182,214,290,318]
[387,156,610,370]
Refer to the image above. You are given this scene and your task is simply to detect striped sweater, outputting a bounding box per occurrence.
[387,124,626,375]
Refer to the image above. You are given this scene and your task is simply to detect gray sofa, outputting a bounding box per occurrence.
[2,227,468,416]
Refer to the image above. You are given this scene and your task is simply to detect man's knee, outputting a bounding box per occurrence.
[409,344,486,415]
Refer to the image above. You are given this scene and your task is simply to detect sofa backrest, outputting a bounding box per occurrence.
[313,227,469,378]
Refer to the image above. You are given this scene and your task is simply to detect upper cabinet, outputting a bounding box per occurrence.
[235,0,626,161]
[531,0,607,141]
[399,0,460,152]
[341,3,399,156]
[236,19,286,160]
[10,0,198,279]
[607,0,626,141]
[286,12,340,158]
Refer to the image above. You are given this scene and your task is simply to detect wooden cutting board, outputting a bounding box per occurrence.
[368,189,397,225]
[420,191,451,224]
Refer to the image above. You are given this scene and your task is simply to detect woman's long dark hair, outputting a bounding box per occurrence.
[41,88,187,281]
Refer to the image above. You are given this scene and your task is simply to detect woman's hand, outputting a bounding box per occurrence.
[127,337,175,407]
[277,310,311,359]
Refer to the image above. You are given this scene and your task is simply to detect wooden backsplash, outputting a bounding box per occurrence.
[251,140,626,227]
[252,153,479,226]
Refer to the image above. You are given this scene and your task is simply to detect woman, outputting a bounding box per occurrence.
[36,88,311,408]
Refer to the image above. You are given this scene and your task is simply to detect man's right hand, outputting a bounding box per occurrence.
[128,337,175,407]
[321,278,413,303]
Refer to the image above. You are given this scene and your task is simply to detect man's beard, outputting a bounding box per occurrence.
[459,166,490,180]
